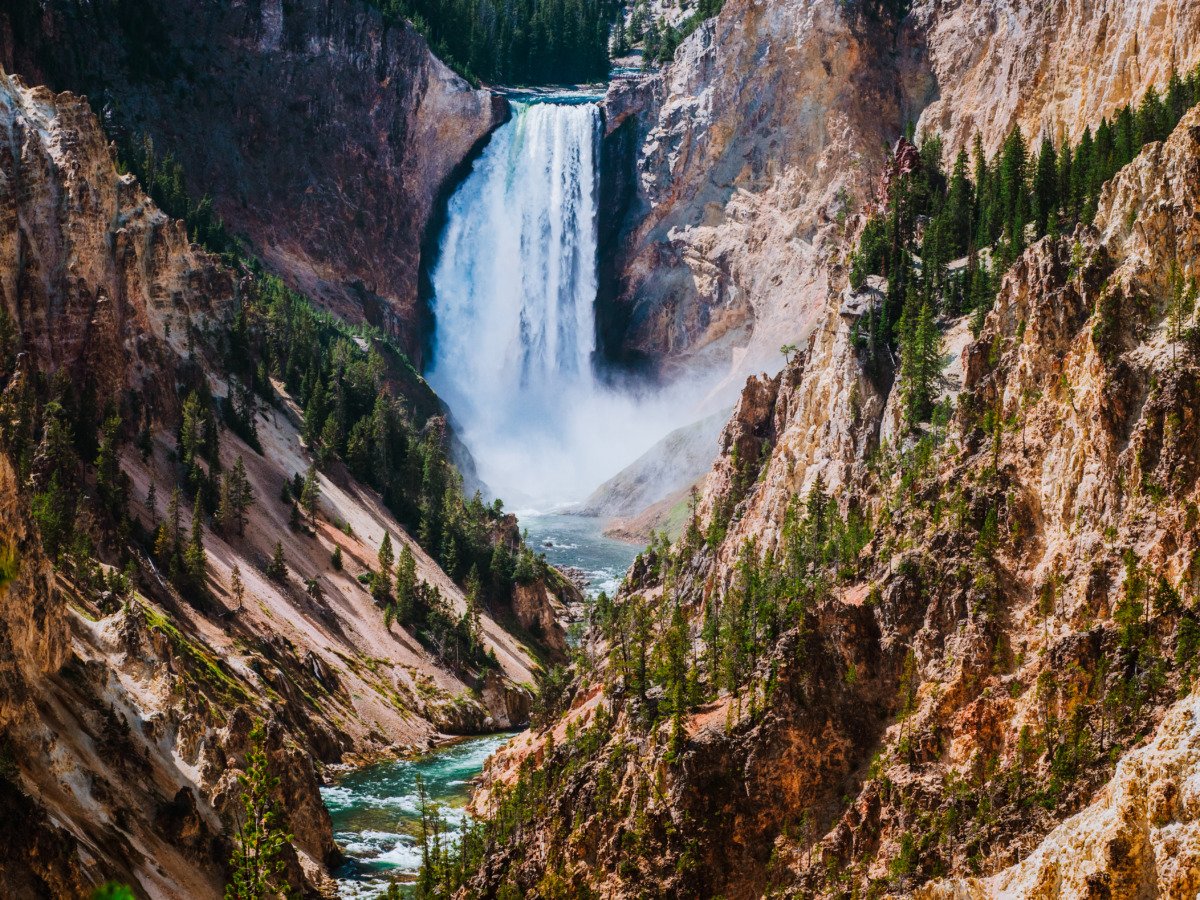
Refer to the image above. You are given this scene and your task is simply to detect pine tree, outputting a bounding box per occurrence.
[300,463,319,526]
[225,723,292,900]
[217,472,237,534]
[184,487,208,588]
[230,456,253,535]
[231,564,245,612]
[463,564,483,648]
[374,533,395,603]
[1032,134,1059,238]
[900,299,942,426]
[267,542,287,581]
[94,414,124,516]
[943,148,974,258]
[158,488,184,580]
[971,132,993,248]
[1056,139,1074,222]
[1072,127,1095,223]
[996,126,1030,260]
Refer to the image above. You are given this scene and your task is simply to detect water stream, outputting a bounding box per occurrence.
[322,733,515,898]
[324,521,637,897]
[326,95,649,897]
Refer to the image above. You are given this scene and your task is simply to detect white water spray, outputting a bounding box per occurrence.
[427,100,712,507]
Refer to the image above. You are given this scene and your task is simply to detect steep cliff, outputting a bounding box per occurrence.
[910,0,1200,157]
[599,0,1200,385]
[599,0,906,382]
[0,0,505,358]
[0,68,567,897]
[463,36,1200,900]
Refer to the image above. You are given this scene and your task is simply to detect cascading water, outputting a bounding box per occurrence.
[427,100,608,505]
[428,98,716,508]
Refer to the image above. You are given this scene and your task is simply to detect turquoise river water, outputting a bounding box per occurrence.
[322,513,639,897]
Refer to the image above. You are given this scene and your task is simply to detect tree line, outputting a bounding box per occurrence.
[372,0,617,84]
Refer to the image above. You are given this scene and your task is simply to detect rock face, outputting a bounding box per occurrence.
[919,691,1200,899]
[599,0,905,383]
[910,0,1200,157]
[0,68,561,897]
[599,0,1200,388]
[0,0,505,358]
[467,66,1200,900]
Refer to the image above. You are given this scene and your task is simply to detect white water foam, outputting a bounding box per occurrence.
[427,100,713,507]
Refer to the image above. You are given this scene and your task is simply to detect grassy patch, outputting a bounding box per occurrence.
[0,542,20,591]
[141,605,250,704]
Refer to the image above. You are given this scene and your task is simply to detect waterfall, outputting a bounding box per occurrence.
[428,99,709,507]
[427,101,602,505]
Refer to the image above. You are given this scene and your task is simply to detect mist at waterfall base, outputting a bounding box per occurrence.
[426,99,718,509]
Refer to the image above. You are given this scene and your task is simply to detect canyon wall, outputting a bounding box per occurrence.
[0,0,505,359]
[600,0,1200,386]
[472,1,1200,896]
[600,0,906,384]
[472,90,1200,900]
[0,68,566,897]
[911,0,1200,157]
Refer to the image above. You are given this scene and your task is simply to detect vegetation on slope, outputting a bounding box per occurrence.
[370,0,617,84]
[115,134,552,675]
[407,66,1200,900]
[853,64,1200,429]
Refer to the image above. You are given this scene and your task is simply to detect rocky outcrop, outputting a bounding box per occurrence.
[466,84,1200,900]
[0,0,505,358]
[910,0,1200,157]
[599,0,1200,391]
[599,0,907,384]
[919,692,1200,899]
[0,68,556,897]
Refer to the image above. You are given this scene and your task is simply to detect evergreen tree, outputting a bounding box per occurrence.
[1056,139,1074,222]
[184,487,208,589]
[231,563,245,612]
[300,463,319,526]
[1072,127,1095,222]
[900,298,942,426]
[942,148,974,258]
[996,126,1030,260]
[374,533,395,603]
[225,723,292,900]
[229,456,254,535]
[395,544,419,625]
[1032,134,1059,238]
[267,542,287,581]
[94,414,125,517]
[462,564,483,648]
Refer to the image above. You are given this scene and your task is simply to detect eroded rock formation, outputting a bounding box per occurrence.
[0,0,505,358]
[468,41,1200,900]
[0,67,567,897]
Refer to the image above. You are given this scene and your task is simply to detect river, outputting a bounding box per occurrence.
[322,732,515,898]
[324,82,657,896]
[323,513,638,897]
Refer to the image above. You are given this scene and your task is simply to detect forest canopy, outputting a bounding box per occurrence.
[371,0,618,85]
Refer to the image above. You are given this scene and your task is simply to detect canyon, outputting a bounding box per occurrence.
[0,65,571,897]
[1,0,1200,897]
